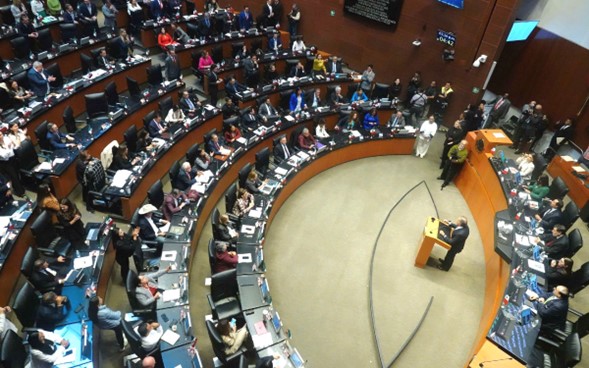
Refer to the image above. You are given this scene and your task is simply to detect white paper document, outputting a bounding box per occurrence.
[73,256,93,269]
[251,332,273,348]
[160,329,180,345]
[162,288,181,302]
[161,251,177,261]
[238,254,252,263]
[527,259,545,273]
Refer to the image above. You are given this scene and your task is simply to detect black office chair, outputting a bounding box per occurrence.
[132,242,160,273]
[20,246,39,279]
[34,121,53,153]
[107,36,124,60]
[45,63,64,89]
[85,92,109,119]
[304,55,315,74]
[104,81,119,106]
[346,83,359,100]
[531,332,582,368]
[225,182,238,214]
[30,210,72,256]
[255,147,273,179]
[121,319,160,359]
[63,106,82,134]
[124,125,139,154]
[142,110,157,131]
[372,83,390,100]
[211,45,223,64]
[0,330,30,368]
[80,53,95,74]
[12,71,29,91]
[186,23,199,39]
[0,6,16,26]
[238,162,253,188]
[205,319,247,366]
[568,229,583,257]
[531,155,548,182]
[569,261,589,296]
[285,59,299,77]
[37,28,54,53]
[203,128,217,149]
[147,180,164,209]
[547,177,569,200]
[60,23,78,43]
[231,42,244,58]
[251,39,262,53]
[10,36,30,60]
[186,143,200,166]
[290,125,305,151]
[326,85,337,101]
[129,212,160,252]
[190,51,202,79]
[147,64,163,86]
[12,282,40,328]
[125,270,156,317]
[14,140,42,188]
[158,96,173,117]
[208,238,216,274]
[127,76,142,97]
[169,160,181,188]
[279,89,293,111]
[561,201,579,231]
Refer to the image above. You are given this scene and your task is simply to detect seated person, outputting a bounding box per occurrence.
[216,319,249,356]
[137,321,164,351]
[109,144,140,171]
[315,119,329,139]
[165,105,185,124]
[268,32,282,51]
[259,97,279,118]
[533,224,570,259]
[326,56,343,74]
[545,257,573,288]
[235,44,250,60]
[522,174,550,201]
[232,188,254,217]
[136,130,155,153]
[224,124,242,144]
[198,50,214,73]
[28,330,70,367]
[0,174,13,209]
[17,15,37,54]
[137,204,170,244]
[245,171,266,194]
[31,0,47,18]
[335,111,359,132]
[273,136,292,163]
[8,80,33,108]
[298,127,316,150]
[157,27,174,49]
[529,285,569,334]
[179,90,202,117]
[207,134,229,156]
[289,88,307,114]
[135,266,172,308]
[329,86,348,106]
[225,77,247,103]
[171,23,190,44]
[96,48,115,69]
[291,36,306,53]
[47,123,76,150]
[351,88,368,102]
[0,306,17,335]
[312,54,326,76]
[241,107,260,132]
[147,113,167,138]
[194,149,211,171]
[290,61,306,78]
[37,291,70,331]
[516,153,535,182]
[362,107,379,130]
[307,88,323,109]
[214,242,237,273]
[174,162,197,191]
[214,214,238,242]
[222,98,240,119]
[534,199,564,231]
[163,189,188,221]
[30,258,67,293]
[387,110,406,129]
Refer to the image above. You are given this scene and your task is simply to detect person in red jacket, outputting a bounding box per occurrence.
[214,242,237,273]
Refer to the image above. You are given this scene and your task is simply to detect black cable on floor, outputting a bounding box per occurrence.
[368,180,439,367]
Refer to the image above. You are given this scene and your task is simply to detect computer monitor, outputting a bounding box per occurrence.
[127,77,142,97]
[191,349,202,368]
[260,279,270,302]
[289,348,304,367]
[85,92,109,118]
[182,310,192,336]
[271,311,281,333]
[506,20,539,42]
[80,53,94,74]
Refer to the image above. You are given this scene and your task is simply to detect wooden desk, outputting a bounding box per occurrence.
[547,155,589,209]
[414,217,451,268]
[469,340,525,368]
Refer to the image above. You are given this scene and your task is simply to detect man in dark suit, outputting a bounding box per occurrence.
[207,64,222,106]
[268,32,282,51]
[137,204,168,245]
[529,285,569,333]
[535,199,564,231]
[261,0,274,28]
[488,93,511,126]
[290,61,306,78]
[241,107,259,132]
[534,224,570,259]
[546,118,574,160]
[162,189,188,221]
[47,123,76,150]
[96,48,115,69]
[437,216,470,271]
[213,213,238,242]
[238,6,253,30]
[179,90,201,116]
[28,61,55,100]
[63,4,78,24]
[225,77,246,104]
[148,113,167,138]
[36,291,70,331]
[206,134,227,156]
[30,259,66,293]
[173,162,196,191]
[329,86,347,106]
[77,0,99,37]
[199,12,213,39]
[259,97,278,119]
[149,0,164,20]
[16,15,37,54]
[243,55,260,87]
[221,98,240,119]
[273,135,292,163]
[164,49,181,81]
[307,88,323,109]
[0,174,13,208]
[326,56,343,74]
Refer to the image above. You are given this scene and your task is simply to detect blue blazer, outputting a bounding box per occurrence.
[148,119,163,138]
[78,2,97,20]
[289,93,306,112]
[238,11,253,30]
[363,114,379,130]
[207,139,222,155]
[149,0,163,19]
[47,130,67,150]
[63,10,77,23]
[268,37,282,50]
[27,68,50,98]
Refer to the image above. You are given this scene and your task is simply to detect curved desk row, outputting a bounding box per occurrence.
[0,18,62,60]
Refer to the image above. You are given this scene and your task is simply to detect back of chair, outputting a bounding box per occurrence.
[225,182,238,213]
[255,147,270,176]
[158,96,173,116]
[203,128,217,147]
[121,319,148,358]
[186,23,199,39]
[124,125,138,153]
[568,229,583,257]
[12,282,40,328]
[569,261,589,295]
[107,36,123,60]
[372,83,390,100]
[531,155,548,182]
[346,83,359,100]
[127,76,142,97]
[37,28,53,52]
[63,106,77,133]
[560,332,581,366]
[10,36,29,59]
[211,45,223,64]
[85,92,109,118]
[290,126,305,150]
[575,313,589,339]
[30,210,57,248]
[15,139,40,172]
[34,121,52,151]
[0,330,29,368]
[60,23,77,43]
[0,6,16,26]
[147,64,163,86]
[562,201,580,231]
[125,270,144,311]
[285,59,299,77]
[169,160,180,184]
[231,42,244,58]
[211,269,238,302]
[205,319,226,360]
[208,238,216,274]
[143,110,156,130]
[548,177,569,200]
[186,143,200,165]
[20,246,39,278]
[238,162,252,188]
[147,180,164,209]
[104,81,118,106]
[45,63,63,89]
[279,89,293,111]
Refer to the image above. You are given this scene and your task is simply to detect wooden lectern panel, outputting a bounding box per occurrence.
[414,217,450,268]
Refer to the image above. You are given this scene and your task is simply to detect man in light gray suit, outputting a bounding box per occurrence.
[135,265,172,307]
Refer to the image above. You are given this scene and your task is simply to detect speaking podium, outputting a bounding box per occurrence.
[414,217,451,268]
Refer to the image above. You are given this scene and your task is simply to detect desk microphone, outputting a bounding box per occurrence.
[479,357,513,367]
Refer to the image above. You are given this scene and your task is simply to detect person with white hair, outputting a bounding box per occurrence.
[329,85,347,106]
[174,161,197,191]
[298,127,316,150]
[27,61,55,100]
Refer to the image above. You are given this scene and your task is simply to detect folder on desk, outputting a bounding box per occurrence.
[254,321,267,335]
[160,329,180,345]
[241,225,256,235]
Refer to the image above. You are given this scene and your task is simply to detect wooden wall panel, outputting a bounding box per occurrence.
[222,0,520,125]
[488,27,589,149]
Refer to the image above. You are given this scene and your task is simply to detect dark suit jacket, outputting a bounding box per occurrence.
[198,17,213,37]
[138,215,157,240]
[27,68,50,97]
[63,10,77,23]
[225,81,245,98]
[259,102,278,117]
[148,119,164,138]
[36,303,68,331]
[47,130,67,150]
[273,142,292,163]
[207,70,219,90]
[326,60,343,74]
[165,55,181,81]
[179,97,200,114]
[290,67,306,78]
[329,91,347,106]
[243,58,258,77]
[213,223,233,241]
[440,225,469,253]
[17,21,35,37]
[207,139,223,155]
[78,2,97,20]
[245,178,261,194]
[539,208,563,231]
[149,0,163,19]
[241,113,258,131]
[96,55,113,69]
[541,234,570,259]
[30,269,60,293]
[537,294,568,331]
[174,170,195,191]
[307,93,322,108]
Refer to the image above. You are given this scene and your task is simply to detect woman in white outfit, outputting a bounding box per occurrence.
[415,115,437,158]
[28,330,70,368]
[516,153,535,182]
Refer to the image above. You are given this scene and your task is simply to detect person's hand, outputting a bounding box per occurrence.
[58,278,65,284]
[60,339,70,348]
[533,237,540,244]
[228,251,236,256]
[166,265,172,272]
[5,189,11,197]
[151,322,160,328]
[550,260,557,267]
[161,219,169,224]
[57,256,66,262]
[179,202,186,209]
[529,294,538,301]
[273,353,281,360]
[538,297,545,303]
[534,214,541,221]
[154,292,161,299]
[439,230,446,237]
[158,231,166,237]
[48,76,56,82]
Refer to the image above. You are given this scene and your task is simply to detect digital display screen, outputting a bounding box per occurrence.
[506,20,539,42]
[438,0,464,9]
[437,30,456,47]
[343,0,404,29]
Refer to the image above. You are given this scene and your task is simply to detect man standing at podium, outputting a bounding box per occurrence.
[437,216,470,271]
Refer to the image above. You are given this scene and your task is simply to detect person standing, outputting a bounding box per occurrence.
[439,120,464,169]
[488,93,511,127]
[88,296,128,351]
[439,140,468,190]
[207,64,223,106]
[165,49,181,81]
[415,115,437,158]
[287,4,300,37]
[112,226,140,282]
[360,65,375,96]
[437,216,470,271]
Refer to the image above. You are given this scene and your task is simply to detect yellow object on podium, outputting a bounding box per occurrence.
[414,217,451,268]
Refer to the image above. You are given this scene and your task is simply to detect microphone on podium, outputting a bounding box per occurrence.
[479,357,514,367]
